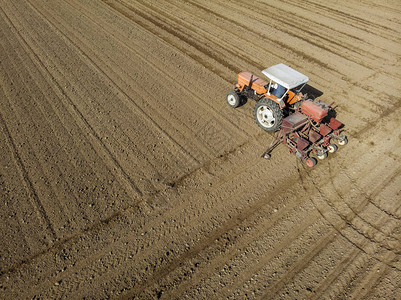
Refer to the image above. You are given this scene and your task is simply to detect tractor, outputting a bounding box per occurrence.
[226,63,347,167]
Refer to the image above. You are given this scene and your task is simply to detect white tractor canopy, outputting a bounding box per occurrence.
[261,63,309,90]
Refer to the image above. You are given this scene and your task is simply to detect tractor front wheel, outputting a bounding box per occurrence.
[254,98,283,132]
[226,91,241,108]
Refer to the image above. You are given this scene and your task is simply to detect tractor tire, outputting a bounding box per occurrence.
[226,91,241,108]
[317,151,328,160]
[305,157,317,167]
[338,136,348,146]
[253,98,283,132]
[327,144,338,153]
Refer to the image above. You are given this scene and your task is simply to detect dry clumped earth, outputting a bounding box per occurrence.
[0,0,400,299]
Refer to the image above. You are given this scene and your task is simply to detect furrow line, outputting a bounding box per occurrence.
[25,0,201,170]
[260,189,399,299]
[22,0,197,177]
[214,209,323,298]
[285,0,401,39]
[124,0,267,72]
[300,163,401,270]
[339,164,401,221]
[28,0,204,187]
[309,248,361,299]
[120,172,320,298]
[52,144,290,296]
[346,252,395,299]
[104,0,237,82]
[162,188,317,298]
[188,0,338,76]
[245,0,384,65]
[257,227,340,299]
[0,24,83,229]
[7,1,145,198]
[324,160,401,242]
[63,0,250,147]
[0,109,57,242]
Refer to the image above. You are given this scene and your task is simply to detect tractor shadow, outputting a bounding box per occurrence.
[303,84,324,100]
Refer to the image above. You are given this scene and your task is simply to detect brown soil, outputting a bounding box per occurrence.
[1,0,400,299]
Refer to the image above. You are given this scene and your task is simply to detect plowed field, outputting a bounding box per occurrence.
[1,0,400,299]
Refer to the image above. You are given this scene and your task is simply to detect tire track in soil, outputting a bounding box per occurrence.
[30,0,209,174]
[1,0,398,298]
[185,0,336,75]
[1,2,145,198]
[313,249,375,300]
[0,1,268,288]
[0,108,57,242]
[0,120,39,266]
[259,186,399,299]
[217,160,397,298]
[123,102,401,298]
[0,44,58,244]
[23,0,201,172]
[0,39,80,234]
[308,247,361,299]
[345,252,395,300]
[60,0,251,154]
[324,159,401,246]
[255,0,384,58]
[0,18,109,234]
[116,0,268,73]
[298,160,401,270]
[236,0,383,67]
[0,3,148,276]
[284,0,401,40]
[2,0,154,204]
[336,166,401,221]
[103,0,238,83]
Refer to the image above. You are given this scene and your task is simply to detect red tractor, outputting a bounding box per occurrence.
[226,63,347,167]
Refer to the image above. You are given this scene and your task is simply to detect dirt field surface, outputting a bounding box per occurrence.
[1,0,400,299]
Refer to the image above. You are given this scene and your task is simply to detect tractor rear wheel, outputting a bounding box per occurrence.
[254,98,283,132]
[226,91,241,108]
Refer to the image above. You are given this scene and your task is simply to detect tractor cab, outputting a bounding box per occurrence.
[261,63,309,108]
[228,63,312,132]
